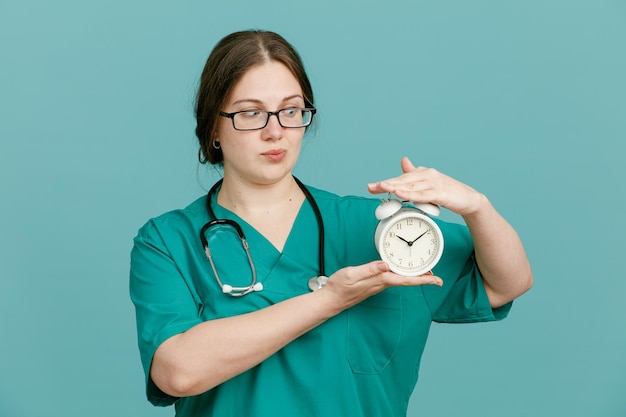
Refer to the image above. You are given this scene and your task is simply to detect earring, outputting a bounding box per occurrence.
[212,139,221,150]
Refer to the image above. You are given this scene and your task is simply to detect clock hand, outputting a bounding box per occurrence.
[409,231,429,245]
[395,235,413,258]
[396,235,411,245]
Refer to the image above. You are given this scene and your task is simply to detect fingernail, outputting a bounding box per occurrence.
[377,262,389,272]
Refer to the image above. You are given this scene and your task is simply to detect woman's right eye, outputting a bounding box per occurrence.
[241,110,262,118]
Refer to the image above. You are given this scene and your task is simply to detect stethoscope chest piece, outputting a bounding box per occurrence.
[308,275,329,291]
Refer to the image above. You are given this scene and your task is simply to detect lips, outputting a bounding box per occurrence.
[261,149,287,162]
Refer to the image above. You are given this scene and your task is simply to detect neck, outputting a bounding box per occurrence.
[217,175,304,216]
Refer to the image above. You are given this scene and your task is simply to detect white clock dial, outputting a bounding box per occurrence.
[376,210,444,276]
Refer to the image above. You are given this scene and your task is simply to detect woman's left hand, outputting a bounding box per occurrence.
[367,157,484,217]
[368,157,533,308]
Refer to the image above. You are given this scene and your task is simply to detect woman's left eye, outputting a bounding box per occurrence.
[281,108,298,117]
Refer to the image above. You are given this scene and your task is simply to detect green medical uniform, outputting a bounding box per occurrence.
[130,184,511,417]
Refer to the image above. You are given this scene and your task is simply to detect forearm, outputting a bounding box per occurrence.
[151,288,340,398]
[462,193,533,307]
[150,259,441,398]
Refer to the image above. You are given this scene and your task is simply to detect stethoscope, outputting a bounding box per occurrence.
[200,177,328,296]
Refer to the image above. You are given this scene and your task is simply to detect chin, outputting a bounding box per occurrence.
[254,167,296,185]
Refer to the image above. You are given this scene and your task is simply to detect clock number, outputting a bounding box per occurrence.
[396,223,402,230]
[406,219,413,226]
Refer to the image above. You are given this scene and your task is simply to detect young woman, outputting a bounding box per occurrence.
[130,30,532,417]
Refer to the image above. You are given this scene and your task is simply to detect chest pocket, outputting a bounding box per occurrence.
[346,289,402,374]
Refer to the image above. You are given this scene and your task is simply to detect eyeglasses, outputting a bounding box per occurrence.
[220,107,316,131]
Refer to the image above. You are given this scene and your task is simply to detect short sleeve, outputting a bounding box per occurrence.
[421,221,512,324]
[129,220,203,406]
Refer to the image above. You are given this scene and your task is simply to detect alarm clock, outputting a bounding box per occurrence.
[374,196,444,276]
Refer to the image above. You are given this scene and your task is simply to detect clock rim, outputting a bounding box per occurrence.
[374,209,444,276]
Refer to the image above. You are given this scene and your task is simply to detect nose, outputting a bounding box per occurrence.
[261,113,284,140]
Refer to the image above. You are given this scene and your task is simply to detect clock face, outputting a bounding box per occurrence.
[378,213,443,276]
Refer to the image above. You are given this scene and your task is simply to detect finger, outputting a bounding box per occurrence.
[367,156,418,194]
[346,262,443,289]
[400,156,416,174]
[367,160,426,194]
[367,183,401,196]
[368,180,428,200]
[387,164,430,191]
[337,261,388,282]
[394,186,435,202]
[367,157,415,194]
[365,261,390,276]
[383,272,443,287]
[367,181,388,194]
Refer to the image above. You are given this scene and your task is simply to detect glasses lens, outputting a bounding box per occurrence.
[279,108,312,128]
[233,111,268,130]
[231,108,314,130]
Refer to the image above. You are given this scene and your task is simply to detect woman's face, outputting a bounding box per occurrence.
[216,60,306,186]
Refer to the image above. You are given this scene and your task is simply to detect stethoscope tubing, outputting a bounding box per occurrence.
[200,176,325,295]
[293,176,326,278]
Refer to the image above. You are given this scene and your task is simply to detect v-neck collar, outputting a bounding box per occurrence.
[209,184,319,290]
[211,184,310,270]
[211,181,311,254]
[209,182,308,254]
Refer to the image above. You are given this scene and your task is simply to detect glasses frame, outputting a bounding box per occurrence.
[219,107,317,131]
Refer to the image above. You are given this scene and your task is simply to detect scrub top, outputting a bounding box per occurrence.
[130,184,511,417]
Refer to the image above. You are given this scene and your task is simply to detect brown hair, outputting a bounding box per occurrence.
[195,30,315,164]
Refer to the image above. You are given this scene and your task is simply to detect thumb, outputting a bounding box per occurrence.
[401,156,416,173]
[349,261,390,279]
[365,261,390,277]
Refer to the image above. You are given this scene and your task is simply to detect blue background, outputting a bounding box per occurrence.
[1,1,624,416]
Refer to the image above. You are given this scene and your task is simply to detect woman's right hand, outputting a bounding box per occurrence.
[152,261,441,398]
[318,261,443,314]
